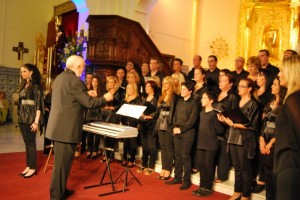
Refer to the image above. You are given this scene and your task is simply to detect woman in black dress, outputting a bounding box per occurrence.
[101,76,124,162]
[274,55,300,200]
[220,78,260,200]
[260,76,286,200]
[215,74,239,183]
[120,83,142,167]
[138,80,159,175]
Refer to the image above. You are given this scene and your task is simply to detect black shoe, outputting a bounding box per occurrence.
[252,184,265,193]
[192,188,201,195]
[196,188,213,197]
[179,182,191,190]
[161,175,171,180]
[64,189,74,198]
[165,179,182,185]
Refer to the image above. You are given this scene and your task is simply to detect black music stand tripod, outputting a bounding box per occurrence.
[84,136,125,197]
[114,153,142,190]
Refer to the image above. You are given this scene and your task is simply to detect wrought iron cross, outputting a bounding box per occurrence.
[12,42,29,60]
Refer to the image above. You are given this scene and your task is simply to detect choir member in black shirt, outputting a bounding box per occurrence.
[165,81,199,190]
[155,76,178,180]
[275,55,300,200]
[206,55,220,94]
[220,78,260,200]
[259,77,286,200]
[100,76,124,162]
[215,74,239,183]
[138,80,159,175]
[192,91,224,197]
[120,83,142,167]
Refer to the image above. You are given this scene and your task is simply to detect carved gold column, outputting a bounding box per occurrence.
[289,2,300,51]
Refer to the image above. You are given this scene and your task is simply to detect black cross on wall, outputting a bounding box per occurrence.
[12,42,29,60]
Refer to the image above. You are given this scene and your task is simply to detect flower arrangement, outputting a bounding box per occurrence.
[57,32,87,68]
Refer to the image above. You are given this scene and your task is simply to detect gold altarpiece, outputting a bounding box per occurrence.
[237,0,300,65]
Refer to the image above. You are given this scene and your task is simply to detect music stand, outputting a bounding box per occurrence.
[114,153,142,189]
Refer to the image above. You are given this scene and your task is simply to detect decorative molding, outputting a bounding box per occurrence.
[210,37,229,60]
[54,1,76,16]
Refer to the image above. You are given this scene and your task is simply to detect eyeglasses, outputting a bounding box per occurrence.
[238,85,249,88]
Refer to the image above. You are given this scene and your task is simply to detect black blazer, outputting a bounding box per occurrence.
[46,69,106,143]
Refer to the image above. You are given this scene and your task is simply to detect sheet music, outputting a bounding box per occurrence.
[116,103,147,119]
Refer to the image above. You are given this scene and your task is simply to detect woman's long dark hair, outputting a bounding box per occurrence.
[20,63,42,91]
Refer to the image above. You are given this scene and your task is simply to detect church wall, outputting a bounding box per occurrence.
[196,0,241,70]
[148,0,195,67]
[0,0,65,68]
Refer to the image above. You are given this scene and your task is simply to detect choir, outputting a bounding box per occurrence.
[74,50,300,200]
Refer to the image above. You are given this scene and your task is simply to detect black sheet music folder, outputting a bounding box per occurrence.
[213,107,250,124]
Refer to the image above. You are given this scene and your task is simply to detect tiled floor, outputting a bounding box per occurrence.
[0,123,44,153]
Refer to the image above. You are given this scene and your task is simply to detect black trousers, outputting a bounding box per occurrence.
[158,129,174,171]
[215,140,231,181]
[87,133,101,152]
[140,126,158,169]
[81,130,87,153]
[19,123,37,169]
[50,141,76,200]
[195,149,217,190]
[229,144,253,197]
[123,137,137,163]
[173,131,194,182]
[276,168,300,200]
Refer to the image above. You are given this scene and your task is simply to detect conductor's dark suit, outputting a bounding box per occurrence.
[46,69,106,199]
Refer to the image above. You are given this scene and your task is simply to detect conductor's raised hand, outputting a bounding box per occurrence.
[87,90,97,97]
[103,92,114,102]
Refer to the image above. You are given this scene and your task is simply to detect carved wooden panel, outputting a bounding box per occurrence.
[86,15,173,76]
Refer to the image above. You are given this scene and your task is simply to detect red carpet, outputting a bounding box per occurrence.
[0,151,230,200]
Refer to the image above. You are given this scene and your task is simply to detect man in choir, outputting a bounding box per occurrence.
[46,55,113,200]
[206,55,220,94]
[188,55,202,81]
[231,56,249,92]
[172,58,188,83]
[147,57,165,86]
[258,49,279,78]
[283,49,298,59]
[116,67,127,89]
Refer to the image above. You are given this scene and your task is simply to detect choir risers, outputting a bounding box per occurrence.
[83,121,138,139]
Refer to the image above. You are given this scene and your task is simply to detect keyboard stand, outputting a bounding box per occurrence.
[84,136,126,196]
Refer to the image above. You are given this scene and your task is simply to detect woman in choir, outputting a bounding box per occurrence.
[247,56,261,82]
[138,80,159,175]
[120,83,142,167]
[193,67,207,102]
[260,76,286,200]
[100,76,124,162]
[274,55,300,200]
[220,78,260,200]
[86,76,104,159]
[192,91,224,197]
[165,81,199,190]
[18,63,44,178]
[215,74,239,183]
[127,70,144,97]
[252,68,273,193]
[155,76,179,180]
[191,67,207,174]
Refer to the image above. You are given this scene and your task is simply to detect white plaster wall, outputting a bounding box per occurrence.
[148,0,195,66]
[196,0,241,70]
[0,0,65,67]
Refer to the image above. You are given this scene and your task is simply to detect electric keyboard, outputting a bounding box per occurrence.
[83,121,138,138]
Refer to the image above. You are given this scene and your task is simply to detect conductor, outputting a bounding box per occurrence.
[45,55,113,199]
